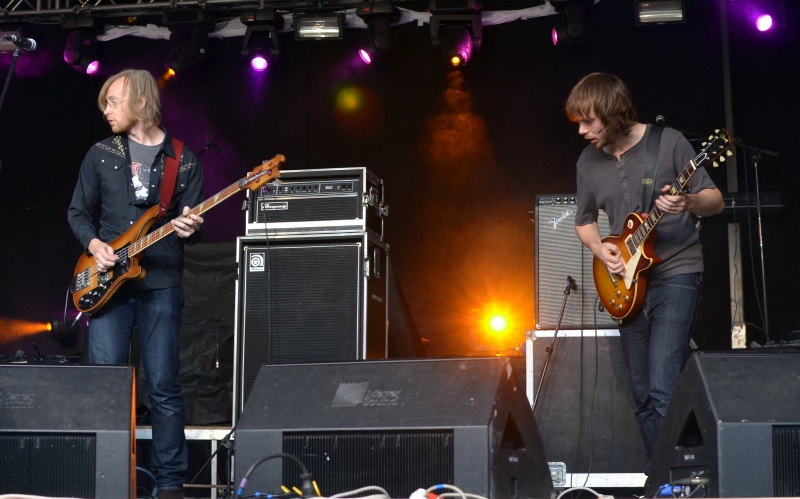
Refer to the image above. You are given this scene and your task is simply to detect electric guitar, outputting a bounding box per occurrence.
[71,155,284,314]
[594,130,732,320]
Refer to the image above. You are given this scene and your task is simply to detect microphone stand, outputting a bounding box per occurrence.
[736,139,779,341]
[0,44,22,117]
[532,276,576,413]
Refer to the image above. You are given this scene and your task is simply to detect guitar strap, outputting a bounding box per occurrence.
[159,138,184,217]
[640,125,664,214]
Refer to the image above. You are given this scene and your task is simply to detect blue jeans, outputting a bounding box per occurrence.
[618,273,702,475]
[89,285,187,492]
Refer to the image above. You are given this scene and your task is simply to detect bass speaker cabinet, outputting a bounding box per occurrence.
[234,358,553,499]
[535,194,616,330]
[644,352,800,497]
[234,233,388,419]
[0,364,135,499]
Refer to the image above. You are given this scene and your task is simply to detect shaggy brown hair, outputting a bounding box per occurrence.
[565,72,638,145]
[98,69,162,129]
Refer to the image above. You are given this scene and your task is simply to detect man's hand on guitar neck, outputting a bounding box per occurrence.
[89,238,119,272]
[172,205,204,239]
[655,185,725,217]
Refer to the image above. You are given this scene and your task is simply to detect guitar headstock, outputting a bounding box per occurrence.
[245,154,284,191]
[698,129,734,168]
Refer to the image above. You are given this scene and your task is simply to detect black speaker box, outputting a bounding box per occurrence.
[530,333,646,474]
[234,233,388,418]
[644,352,800,497]
[0,364,135,499]
[234,358,553,499]
[535,194,616,329]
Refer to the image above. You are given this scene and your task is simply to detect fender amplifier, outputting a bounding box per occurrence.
[535,194,616,329]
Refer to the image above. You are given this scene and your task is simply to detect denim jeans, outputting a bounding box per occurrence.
[88,285,187,492]
[618,272,702,475]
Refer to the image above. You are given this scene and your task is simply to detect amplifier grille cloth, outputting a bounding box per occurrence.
[0,433,96,498]
[242,244,361,405]
[255,196,359,224]
[536,201,616,329]
[283,431,455,498]
[773,425,800,497]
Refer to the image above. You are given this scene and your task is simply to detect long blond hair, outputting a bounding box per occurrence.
[97,69,162,129]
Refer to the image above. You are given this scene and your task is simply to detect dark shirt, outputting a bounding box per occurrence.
[575,125,717,281]
[68,127,204,291]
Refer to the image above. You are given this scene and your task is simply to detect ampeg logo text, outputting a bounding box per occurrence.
[260,201,288,211]
[549,210,573,229]
[332,382,401,407]
[0,393,35,409]
[249,253,265,272]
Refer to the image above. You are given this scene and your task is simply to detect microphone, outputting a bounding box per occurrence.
[3,34,37,51]
[655,115,666,126]
[567,275,577,291]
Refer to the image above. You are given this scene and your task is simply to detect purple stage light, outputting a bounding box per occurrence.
[756,14,772,31]
[552,27,558,46]
[359,49,372,64]
[86,61,100,75]
[251,56,268,72]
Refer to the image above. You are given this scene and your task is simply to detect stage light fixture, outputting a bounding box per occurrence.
[356,0,400,64]
[429,0,481,66]
[294,13,345,40]
[61,15,99,74]
[756,14,773,31]
[241,8,284,72]
[634,0,685,25]
[164,24,210,77]
[47,312,86,349]
[550,0,594,47]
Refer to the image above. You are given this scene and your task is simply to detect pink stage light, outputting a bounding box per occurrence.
[359,49,372,64]
[756,14,773,31]
[250,56,268,72]
[86,61,100,75]
[551,27,558,46]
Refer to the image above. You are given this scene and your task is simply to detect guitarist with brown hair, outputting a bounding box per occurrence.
[566,72,724,474]
[68,69,203,499]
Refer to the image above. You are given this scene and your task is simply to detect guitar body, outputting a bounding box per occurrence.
[593,212,661,320]
[71,204,161,314]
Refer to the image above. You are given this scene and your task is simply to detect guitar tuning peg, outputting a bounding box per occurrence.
[702,142,707,147]
[713,161,720,167]
[726,150,733,156]
[715,129,720,133]
[708,135,714,140]
[719,156,726,162]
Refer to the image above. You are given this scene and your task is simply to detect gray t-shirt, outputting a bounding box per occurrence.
[575,125,718,281]
[128,139,162,202]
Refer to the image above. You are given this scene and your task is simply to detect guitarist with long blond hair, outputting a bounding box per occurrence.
[566,72,723,474]
[68,69,204,499]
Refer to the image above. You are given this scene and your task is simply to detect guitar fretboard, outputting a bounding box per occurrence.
[124,169,274,258]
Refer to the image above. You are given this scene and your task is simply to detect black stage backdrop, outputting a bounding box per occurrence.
[1,0,798,357]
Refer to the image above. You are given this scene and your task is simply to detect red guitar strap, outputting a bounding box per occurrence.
[159,138,184,217]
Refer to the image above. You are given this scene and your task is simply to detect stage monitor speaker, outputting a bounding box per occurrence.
[0,364,135,499]
[644,352,800,497]
[234,233,388,419]
[527,332,646,474]
[234,358,553,499]
[535,194,616,330]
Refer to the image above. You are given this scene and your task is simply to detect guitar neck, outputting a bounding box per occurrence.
[127,175,252,257]
[627,157,701,254]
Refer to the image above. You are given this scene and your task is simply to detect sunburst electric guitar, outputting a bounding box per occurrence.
[71,155,284,314]
[594,130,732,320]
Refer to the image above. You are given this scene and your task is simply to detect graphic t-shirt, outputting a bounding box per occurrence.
[128,139,162,202]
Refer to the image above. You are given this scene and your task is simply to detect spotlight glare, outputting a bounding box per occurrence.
[450,55,462,66]
[86,60,99,75]
[46,322,52,332]
[250,56,268,71]
[756,14,772,31]
[488,315,508,333]
[359,49,372,64]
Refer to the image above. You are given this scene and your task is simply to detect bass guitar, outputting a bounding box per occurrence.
[71,155,284,313]
[594,130,732,320]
